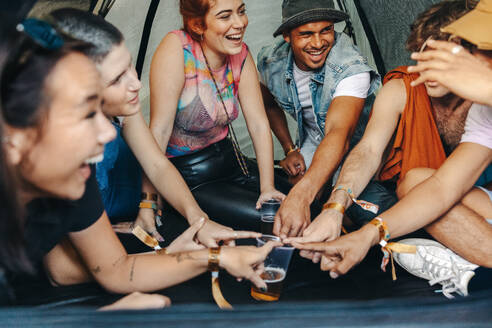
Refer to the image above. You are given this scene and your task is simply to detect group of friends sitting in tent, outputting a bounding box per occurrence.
[0,0,491,310]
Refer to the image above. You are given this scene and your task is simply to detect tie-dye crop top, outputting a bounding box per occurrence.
[166,30,249,157]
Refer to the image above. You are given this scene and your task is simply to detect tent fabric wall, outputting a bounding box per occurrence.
[353,0,441,76]
[105,0,293,158]
[104,0,378,159]
[26,0,448,159]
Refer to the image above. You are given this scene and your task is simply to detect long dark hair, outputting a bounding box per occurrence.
[0,28,32,274]
[0,21,90,273]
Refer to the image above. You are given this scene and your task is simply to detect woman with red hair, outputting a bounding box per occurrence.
[146,0,289,231]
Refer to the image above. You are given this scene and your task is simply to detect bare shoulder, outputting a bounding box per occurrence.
[151,33,183,67]
[374,78,406,115]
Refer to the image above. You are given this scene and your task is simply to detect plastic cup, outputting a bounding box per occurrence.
[250,235,294,301]
[260,199,281,216]
[260,215,275,235]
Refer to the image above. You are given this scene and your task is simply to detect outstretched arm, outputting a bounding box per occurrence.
[238,53,286,207]
[286,79,405,243]
[65,212,279,293]
[122,110,208,226]
[294,142,492,276]
[380,142,492,239]
[274,95,367,238]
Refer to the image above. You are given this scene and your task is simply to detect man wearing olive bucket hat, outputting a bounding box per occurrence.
[257,0,381,238]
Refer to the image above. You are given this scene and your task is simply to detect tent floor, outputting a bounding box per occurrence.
[8,215,492,326]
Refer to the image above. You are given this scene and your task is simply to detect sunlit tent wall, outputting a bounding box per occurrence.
[28,0,440,159]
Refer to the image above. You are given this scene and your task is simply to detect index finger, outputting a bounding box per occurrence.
[425,39,468,52]
[291,241,335,253]
[283,235,313,244]
[225,230,261,240]
[211,229,242,241]
[410,49,456,63]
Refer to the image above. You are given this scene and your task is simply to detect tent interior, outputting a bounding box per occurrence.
[0,0,491,326]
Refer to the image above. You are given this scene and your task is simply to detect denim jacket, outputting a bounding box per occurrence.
[257,32,381,148]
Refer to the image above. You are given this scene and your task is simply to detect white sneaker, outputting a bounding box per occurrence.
[393,238,478,299]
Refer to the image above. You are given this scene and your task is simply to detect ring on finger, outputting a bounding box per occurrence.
[451,45,463,55]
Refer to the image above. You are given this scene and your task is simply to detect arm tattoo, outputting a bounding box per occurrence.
[112,255,125,267]
[129,257,137,282]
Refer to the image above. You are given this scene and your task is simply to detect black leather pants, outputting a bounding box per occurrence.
[170,138,292,231]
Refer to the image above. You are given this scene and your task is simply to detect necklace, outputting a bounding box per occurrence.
[200,43,249,177]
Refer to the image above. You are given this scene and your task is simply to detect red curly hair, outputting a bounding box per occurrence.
[180,0,214,41]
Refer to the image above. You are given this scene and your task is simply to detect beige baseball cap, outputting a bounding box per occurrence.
[441,0,492,50]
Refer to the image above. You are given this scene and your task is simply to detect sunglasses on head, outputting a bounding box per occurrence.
[17,18,64,50]
[1,18,64,102]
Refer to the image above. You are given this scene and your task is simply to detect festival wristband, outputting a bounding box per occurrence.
[333,185,379,214]
[369,217,390,246]
[285,145,299,156]
[208,246,232,309]
[139,201,158,210]
[323,202,345,214]
[207,247,221,272]
[139,201,164,227]
[333,185,355,199]
[367,217,416,281]
[141,192,158,202]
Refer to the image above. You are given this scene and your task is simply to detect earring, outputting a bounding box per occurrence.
[200,34,204,41]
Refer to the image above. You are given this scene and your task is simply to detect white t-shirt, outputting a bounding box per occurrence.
[292,62,370,168]
[460,103,492,149]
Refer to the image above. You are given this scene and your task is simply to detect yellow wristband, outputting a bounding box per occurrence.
[285,145,299,156]
[323,202,345,214]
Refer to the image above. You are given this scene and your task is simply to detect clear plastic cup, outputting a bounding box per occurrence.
[250,235,294,301]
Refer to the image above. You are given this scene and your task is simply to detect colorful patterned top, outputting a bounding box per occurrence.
[166,30,249,157]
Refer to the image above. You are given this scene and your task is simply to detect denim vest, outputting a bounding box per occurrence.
[257,32,381,148]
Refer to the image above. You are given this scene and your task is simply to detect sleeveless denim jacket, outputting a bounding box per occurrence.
[257,32,381,148]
